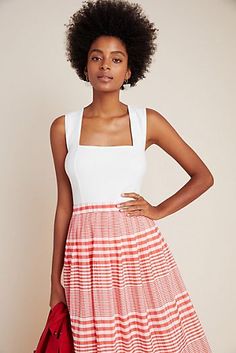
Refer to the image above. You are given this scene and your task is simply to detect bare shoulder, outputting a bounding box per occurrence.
[145,107,214,181]
[49,114,67,149]
[50,114,65,138]
[146,105,189,151]
[49,114,73,210]
[146,107,175,147]
[49,114,68,164]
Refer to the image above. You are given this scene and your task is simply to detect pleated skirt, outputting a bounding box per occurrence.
[63,203,212,353]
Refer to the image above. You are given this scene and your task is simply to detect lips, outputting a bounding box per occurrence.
[98,75,113,81]
[97,75,113,79]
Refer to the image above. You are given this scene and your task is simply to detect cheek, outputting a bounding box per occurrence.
[87,62,97,73]
[112,64,128,77]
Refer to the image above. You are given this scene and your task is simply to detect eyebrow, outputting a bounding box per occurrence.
[89,49,126,57]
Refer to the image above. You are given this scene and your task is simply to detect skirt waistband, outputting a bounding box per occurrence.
[72,202,121,214]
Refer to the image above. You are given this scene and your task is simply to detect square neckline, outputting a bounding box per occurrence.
[77,104,136,149]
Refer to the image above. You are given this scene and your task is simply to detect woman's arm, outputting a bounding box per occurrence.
[147,108,214,220]
[49,116,73,287]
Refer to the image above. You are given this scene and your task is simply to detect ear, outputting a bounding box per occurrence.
[126,68,131,81]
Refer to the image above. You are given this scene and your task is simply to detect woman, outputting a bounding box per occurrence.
[49,0,214,352]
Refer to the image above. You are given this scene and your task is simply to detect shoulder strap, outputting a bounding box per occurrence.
[131,105,147,150]
[64,111,81,150]
[65,107,147,150]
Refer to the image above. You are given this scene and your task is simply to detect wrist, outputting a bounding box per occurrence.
[153,205,165,220]
[51,275,62,287]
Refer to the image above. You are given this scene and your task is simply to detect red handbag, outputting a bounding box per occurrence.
[33,301,74,353]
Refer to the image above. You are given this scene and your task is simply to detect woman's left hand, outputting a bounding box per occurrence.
[116,192,159,220]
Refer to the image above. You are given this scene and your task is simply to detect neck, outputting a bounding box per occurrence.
[85,90,126,118]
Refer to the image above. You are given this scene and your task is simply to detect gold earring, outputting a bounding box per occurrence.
[84,71,89,81]
[123,78,130,89]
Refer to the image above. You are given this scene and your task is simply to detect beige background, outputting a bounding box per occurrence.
[1,1,235,352]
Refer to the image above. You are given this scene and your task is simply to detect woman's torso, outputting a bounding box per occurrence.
[64,104,147,206]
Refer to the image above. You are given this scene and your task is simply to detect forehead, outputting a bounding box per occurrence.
[88,35,127,56]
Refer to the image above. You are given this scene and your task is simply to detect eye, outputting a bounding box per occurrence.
[91,56,101,61]
[113,58,122,63]
[90,56,122,63]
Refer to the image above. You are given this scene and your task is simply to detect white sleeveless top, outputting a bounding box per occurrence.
[64,104,147,206]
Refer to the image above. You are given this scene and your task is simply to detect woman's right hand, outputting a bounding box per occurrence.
[49,282,67,309]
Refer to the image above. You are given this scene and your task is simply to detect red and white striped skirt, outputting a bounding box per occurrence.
[63,203,212,353]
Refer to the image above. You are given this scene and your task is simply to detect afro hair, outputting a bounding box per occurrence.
[64,0,159,90]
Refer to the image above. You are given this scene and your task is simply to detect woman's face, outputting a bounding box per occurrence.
[85,35,131,91]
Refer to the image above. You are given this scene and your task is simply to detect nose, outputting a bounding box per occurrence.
[100,59,110,70]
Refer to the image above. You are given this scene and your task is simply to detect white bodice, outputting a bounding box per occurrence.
[64,104,147,206]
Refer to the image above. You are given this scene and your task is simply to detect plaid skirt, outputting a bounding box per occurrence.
[63,202,212,353]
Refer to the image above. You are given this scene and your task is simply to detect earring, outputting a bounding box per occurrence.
[84,71,89,81]
[84,71,90,87]
[123,78,130,89]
